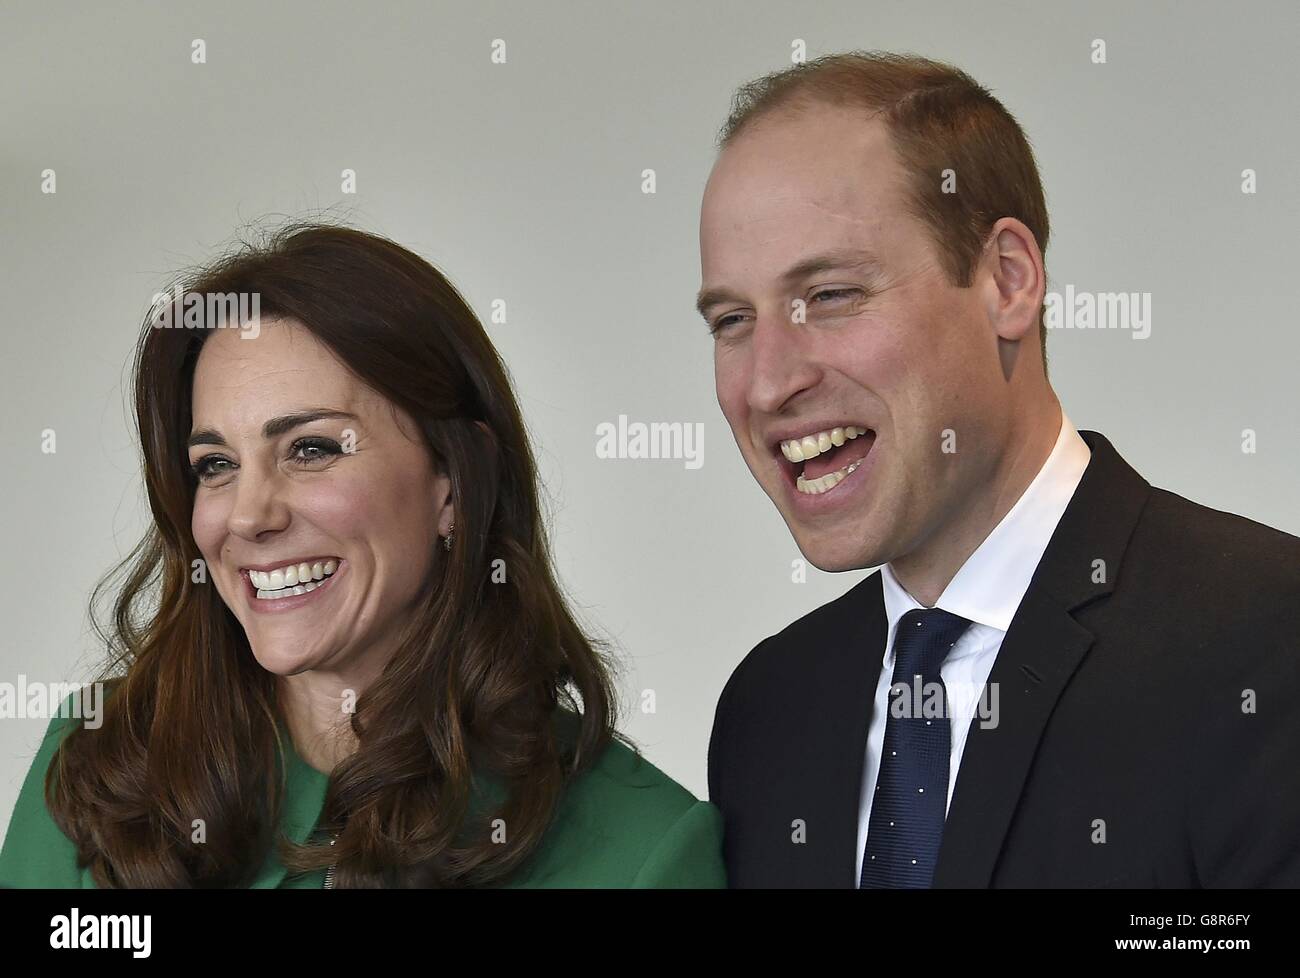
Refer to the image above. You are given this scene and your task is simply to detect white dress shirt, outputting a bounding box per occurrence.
[854,410,1092,883]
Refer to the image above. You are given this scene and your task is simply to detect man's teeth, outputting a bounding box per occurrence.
[796,457,866,495]
[250,559,338,600]
[780,425,867,463]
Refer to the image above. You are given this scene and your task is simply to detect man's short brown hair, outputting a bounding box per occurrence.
[718,51,1051,363]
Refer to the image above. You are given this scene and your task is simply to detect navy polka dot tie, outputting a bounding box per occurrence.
[860,607,972,888]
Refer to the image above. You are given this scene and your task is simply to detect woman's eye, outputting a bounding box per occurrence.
[188,439,342,483]
[291,437,343,463]
[190,456,232,482]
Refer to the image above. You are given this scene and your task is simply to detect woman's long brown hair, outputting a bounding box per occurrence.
[47,222,619,887]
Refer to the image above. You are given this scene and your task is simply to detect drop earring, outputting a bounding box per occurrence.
[443,521,455,552]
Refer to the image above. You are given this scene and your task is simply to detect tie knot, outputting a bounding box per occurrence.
[892,608,972,679]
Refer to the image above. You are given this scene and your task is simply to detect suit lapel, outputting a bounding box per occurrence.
[932,429,1151,887]
[799,573,887,887]
[931,589,1095,886]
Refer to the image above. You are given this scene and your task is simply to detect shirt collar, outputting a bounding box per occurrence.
[880,410,1091,648]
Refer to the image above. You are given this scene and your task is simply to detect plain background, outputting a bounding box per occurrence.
[2,0,1297,843]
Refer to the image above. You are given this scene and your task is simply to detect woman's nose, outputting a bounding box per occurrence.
[226,467,291,541]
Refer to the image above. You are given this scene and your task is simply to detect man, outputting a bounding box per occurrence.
[699,51,1300,888]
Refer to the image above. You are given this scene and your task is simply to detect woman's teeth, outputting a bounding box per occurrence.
[250,559,338,600]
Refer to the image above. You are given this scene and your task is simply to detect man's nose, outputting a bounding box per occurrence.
[226,465,291,541]
[746,306,821,415]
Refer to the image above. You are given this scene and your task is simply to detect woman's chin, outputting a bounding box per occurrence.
[247,643,330,678]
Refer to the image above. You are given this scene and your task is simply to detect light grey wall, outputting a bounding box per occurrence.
[2,0,1297,842]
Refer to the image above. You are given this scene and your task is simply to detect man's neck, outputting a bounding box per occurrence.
[891,401,1063,607]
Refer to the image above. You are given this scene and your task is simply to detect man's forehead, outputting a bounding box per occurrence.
[705,119,903,226]
[700,165,903,265]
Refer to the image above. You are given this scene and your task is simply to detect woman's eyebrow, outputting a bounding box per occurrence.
[187,409,359,448]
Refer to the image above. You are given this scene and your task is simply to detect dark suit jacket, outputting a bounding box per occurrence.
[708,430,1300,887]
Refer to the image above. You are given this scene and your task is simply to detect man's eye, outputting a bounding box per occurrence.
[709,312,747,336]
[811,288,862,303]
[708,291,863,336]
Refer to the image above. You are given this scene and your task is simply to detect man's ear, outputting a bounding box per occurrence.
[982,217,1044,344]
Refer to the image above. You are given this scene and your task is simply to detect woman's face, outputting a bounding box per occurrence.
[187,317,452,680]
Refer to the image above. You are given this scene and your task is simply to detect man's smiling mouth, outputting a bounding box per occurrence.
[775,424,876,495]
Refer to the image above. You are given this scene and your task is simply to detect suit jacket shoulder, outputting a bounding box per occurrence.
[707,574,888,886]
[1132,485,1300,606]
[720,573,883,696]
[710,573,882,782]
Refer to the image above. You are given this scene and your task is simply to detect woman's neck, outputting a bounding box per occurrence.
[276,671,366,774]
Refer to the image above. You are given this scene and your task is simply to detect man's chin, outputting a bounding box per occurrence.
[792,531,888,574]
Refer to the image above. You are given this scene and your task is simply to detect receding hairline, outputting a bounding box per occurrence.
[718,90,895,151]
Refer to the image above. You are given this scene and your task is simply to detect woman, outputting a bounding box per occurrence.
[0,223,725,888]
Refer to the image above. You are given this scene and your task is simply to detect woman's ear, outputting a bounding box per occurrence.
[434,471,455,539]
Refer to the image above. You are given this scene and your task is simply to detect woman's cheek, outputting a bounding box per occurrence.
[190,494,226,562]
[296,478,370,538]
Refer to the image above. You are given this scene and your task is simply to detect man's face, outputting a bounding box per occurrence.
[700,104,1010,571]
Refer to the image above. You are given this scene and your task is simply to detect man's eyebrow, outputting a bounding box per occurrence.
[780,249,884,282]
[187,409,359,449]
[695,250,884,319]
[695,286,743,320]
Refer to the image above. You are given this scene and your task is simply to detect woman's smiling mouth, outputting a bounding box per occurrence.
[239,556,345,612]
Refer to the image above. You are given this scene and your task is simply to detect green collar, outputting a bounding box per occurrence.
[251,709,579,887]
[250,731,331,888]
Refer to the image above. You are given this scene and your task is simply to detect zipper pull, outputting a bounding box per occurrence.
[322,832,339,889]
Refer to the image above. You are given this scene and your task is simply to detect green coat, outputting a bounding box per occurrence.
[0,709,726,888]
